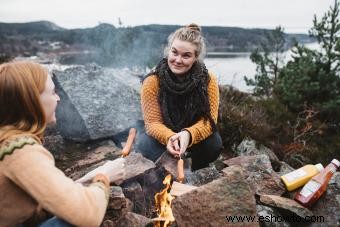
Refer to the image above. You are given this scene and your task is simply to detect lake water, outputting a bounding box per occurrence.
[204,42,320,92]
[204,54,255,92]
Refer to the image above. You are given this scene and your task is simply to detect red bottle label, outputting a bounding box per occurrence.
[299,180,321,197]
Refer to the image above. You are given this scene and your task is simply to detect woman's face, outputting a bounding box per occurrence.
[40,74,60,124]
[168,39,197,75]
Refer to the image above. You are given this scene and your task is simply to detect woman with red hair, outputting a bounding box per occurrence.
[0,61,125,227]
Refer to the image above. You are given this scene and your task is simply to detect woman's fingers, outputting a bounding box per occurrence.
[166,142,176,154]
[173,139,180,152]
[170,134,180,142]
[167,140,180,157]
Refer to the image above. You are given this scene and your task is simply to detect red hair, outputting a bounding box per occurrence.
[0,61,48,143]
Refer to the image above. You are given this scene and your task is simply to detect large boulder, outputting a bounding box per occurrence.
[259,194,314,219]
[53,64,142,141]
[224,155,285,196]
[236,138,281,171]
[172,166,258,226]
[115,212,152,227]
[256,205,290,227]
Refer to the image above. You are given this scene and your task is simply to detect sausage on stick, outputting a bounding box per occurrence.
[177,158,185,183]
[121,128,137,157]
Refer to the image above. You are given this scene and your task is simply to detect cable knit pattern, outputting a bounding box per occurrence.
[141,72,219,146]
[141,75,176,145]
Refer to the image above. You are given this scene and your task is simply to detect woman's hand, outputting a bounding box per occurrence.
[167,134,180,157]
[167,130,191,158]
[76,158,126,185]
[177,130,190,155]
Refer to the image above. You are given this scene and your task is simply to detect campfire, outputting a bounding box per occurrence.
[153,174,175,227]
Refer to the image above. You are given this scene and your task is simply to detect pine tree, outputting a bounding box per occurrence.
[244,26,286,97]
[310,0,340,74]
[277,0,340,124]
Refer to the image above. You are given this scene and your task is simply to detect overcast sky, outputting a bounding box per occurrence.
[0,0,336,33]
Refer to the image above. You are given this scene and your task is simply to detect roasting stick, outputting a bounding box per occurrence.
[121,128,137,157]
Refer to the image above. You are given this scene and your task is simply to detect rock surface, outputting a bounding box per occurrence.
[172,166,258,227]
[236,139,281,171]
[224,155,285,196]
[259,194,314,218]
[124,153,156,181]
[64,141,122,180]
[185,165,221,186]
[115,212,152,227]
[156,151,221,186]
[256,205,290,227]
[53,64,142,142]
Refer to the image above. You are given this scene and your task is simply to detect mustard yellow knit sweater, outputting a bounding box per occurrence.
[141,72,219,147]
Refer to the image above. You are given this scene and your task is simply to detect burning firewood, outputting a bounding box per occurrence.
[121,128,136,157]
[154,174,175,227]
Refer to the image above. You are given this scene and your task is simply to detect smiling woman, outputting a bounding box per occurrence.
[167,39,198,75]
[136,24,223,171]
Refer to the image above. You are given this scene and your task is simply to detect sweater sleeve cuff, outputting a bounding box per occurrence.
[165,132,176,145]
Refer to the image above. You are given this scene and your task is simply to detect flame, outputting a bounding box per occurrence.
[154,174,175,227]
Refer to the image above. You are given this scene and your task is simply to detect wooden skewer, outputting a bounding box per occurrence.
[177,158,184,183]
[121,128,137,157]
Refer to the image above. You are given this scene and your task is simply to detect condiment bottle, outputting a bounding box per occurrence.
[294,159,340,207]
[281,163,324,191]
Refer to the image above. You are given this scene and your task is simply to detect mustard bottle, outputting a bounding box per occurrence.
[281,163,324,191]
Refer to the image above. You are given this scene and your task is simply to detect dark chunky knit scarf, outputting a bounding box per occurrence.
[144,58,216,132]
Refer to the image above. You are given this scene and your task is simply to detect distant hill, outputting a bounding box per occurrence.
[0,21,315,67]
[137,24,314,52]
[0,21,65,35]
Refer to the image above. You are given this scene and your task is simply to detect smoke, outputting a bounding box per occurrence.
[58,23,174,69]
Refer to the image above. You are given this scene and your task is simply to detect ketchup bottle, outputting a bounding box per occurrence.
[294,159,339,207]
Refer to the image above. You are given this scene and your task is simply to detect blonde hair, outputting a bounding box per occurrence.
[164,23,206,61]
[0,61,48,143]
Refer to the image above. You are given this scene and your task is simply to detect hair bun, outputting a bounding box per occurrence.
[186,23,201,32]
